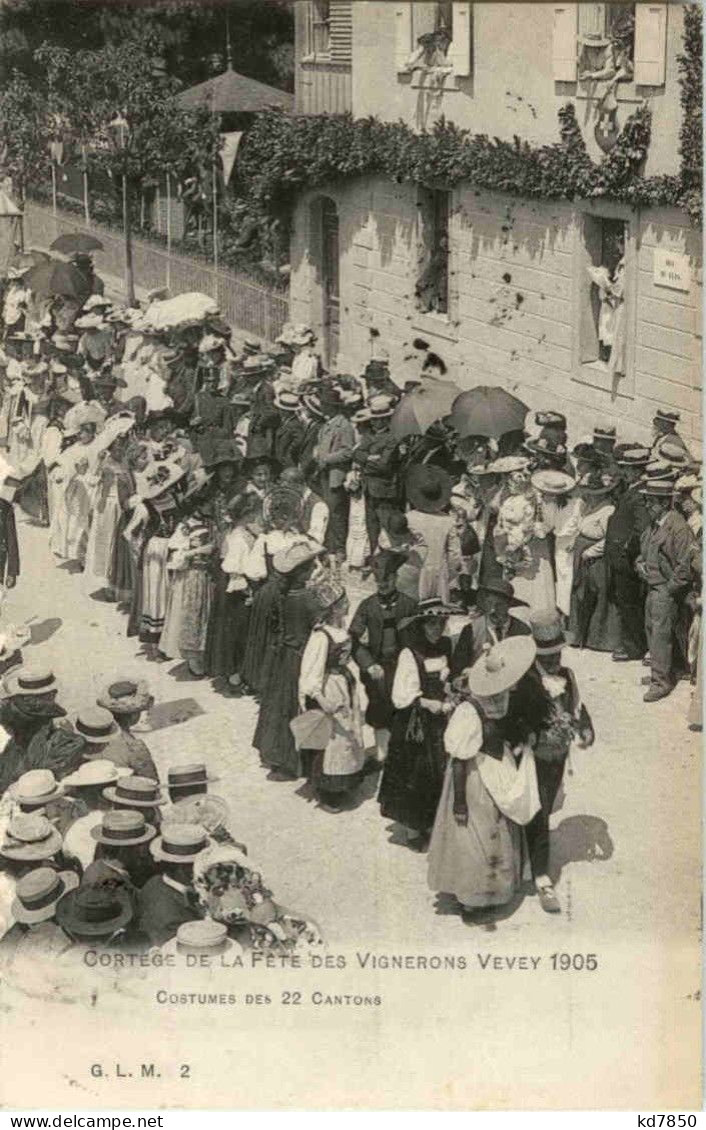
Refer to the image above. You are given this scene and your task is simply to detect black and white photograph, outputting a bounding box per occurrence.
[0,0,701,1112]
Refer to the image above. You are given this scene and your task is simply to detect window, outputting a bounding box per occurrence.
[578,4,635,84]
[396,2,472,78]
[309,0,331,57]
[416,188,450,316]
[581,216,626,370]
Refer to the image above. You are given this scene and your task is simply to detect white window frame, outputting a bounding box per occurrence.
[395,2,473,81]
[303,0,332,62]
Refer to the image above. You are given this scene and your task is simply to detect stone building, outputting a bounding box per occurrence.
[289,1,702,449]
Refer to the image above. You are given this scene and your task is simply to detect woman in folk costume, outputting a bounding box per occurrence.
[378,599,459,848]
[253,541,324,778]
[123,461,186,660]
[428,636,540,918]
[74,307,114,374]
[240,485,307,696]
[568,470,622,652]
[486,456,556,614]
[530,469,580,622]
[349,550,417,763]
[7,361,50,479]
[82,415,136,597]
[297,578,366,805]
[205,491,263,689]
[159,514,215,677]
[404,464,462,602]
[14,363,71,528]
[50,403,105,566]
[106,440,150,606]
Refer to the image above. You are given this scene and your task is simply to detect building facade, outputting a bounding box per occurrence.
[289,1,702,450]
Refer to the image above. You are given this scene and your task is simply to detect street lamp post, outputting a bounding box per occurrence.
[108,113,135,307]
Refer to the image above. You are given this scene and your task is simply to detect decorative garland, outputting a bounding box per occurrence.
[236,7,701,233]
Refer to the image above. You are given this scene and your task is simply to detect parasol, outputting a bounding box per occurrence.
[50,233,104,255]
[449,386,529,439]
[389,378,460,439]
[23,259,91,301]
[145,292,219,331]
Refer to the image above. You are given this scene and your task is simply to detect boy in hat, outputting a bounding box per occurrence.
[138,824,211,947]
[0,667,80,795]
[651,408,691,462]
[507,610,594,914]
[636,479,695,702]
[75,702,158,781]
[96,681,158,778]
[450,577,531,677]
[604,445,651,661]
[279,466,329,544]
[162,763,247,852]
[313,388,356,563]
[349,551,417,762]
[273,390,305,469]
[352,395,400,562]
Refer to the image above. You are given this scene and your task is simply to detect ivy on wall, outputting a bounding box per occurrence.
[236,5,701,239]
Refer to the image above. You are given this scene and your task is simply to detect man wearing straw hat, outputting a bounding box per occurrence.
[138,824,212,947]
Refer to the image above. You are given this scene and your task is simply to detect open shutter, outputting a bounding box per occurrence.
[634,3,667,85]
[395,3,413,71]
[329,0,353,64]
[552,4,578,81]
[450,2,472,77]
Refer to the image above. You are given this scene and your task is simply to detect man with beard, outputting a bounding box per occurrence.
[450,577,531,678]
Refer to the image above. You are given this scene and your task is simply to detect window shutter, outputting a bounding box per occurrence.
[395,3,413,71]
[634,3,667,86]
[552,4,578,81]
[329,0,352,64]
[578,3,605,40]
[450,2,472,77]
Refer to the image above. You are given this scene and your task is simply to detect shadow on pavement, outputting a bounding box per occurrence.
[550,814,614,884]
[28,617,62,646]
[145,697,205,733]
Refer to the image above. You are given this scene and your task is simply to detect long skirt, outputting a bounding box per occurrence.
[427,759,521,909]
[57,477,92,562]
[204,573,250,679]
[253,645,303,776]
[84,494,120,593]
[138,536,170,644]
[241,576,283,694]
[509,536,556,614]
[378,703,447,834]
[16,462,49,526]
[108,511,136,604]
[568,534,622,652]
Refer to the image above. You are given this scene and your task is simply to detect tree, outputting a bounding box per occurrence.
[0,70,51,203]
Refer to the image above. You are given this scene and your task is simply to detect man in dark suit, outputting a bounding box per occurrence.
[450,578,531,678]
[605,445,651,661]
[138,825,209,948]
[636,479,695,702]
[349,551,417,762]
[353,397,400,560]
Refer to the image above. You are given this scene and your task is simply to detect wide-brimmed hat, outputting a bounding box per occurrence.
[657,439,691,467]
[477,576,528,608]
[639,479,676,498]
[90,809,156,847]
[51,333,79,353]
[366,394,396,418]
[399,597,463,630]
[534,410,567,432]
[149,822,212,864]
[97,678,153,716]
[614,444,651,467]
[103,775,167,808]
[73,706,119,745]
[167,763,219,791]
[488,455,530,474]
[653,408,680,428]
[641,460,679,484]
[55,884,133,938]
[242,354,275,375]
[63,401,105,437]
[272,540,325,576]
[11,867,79,925]
[205,438,242,469]
[572,441,606,467]
[4,664,58,698]
[83,294,112,312]
[198,334,225,355]
[1,814,63,862]
[530,610,566,655]
[301,393,325,419]
[531,469,576,495]
[13,768,63,807]
[74,313,107,331]
[577,470,619,496]
[273,390,300,412]
[406,464,452,514]
[139,460,187,500]
[593,424,617,446]
[162,917,237,957]
[465,636,537,698]
[62,759,132,789]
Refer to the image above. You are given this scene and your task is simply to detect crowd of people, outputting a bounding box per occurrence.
[0,250,701,954]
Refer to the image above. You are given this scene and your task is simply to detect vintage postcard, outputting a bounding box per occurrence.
[0,0,701,1112]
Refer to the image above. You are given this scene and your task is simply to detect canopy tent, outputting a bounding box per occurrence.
[177,67,293,114]
[0,188,23,273]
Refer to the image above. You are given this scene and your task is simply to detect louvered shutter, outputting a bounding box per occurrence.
[395,4,413,71]
[553,4,578,81]
[634,3,667,85]
[329,0,352,63]
[449,2,472,77]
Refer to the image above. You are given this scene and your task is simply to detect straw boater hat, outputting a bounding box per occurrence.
[465,636,537,698]
[62,759,132,789]
[150,822,212,864]
[273,390,300,412]
[406,464,452,514]
[55,884,133,938]
[74,313,107,331]
[1,814,63,862]
[167,763,219,791]
[656,438,692,468]
[301,392,326,419]
[13,769,63,807]
[531,469,576,495]
[4,664,58,698]
[614,444,651,468]
[162,917,238,957]
[530,610,566,656]
[90,809,156,848]
[11,866,79,925]
[593,424,617,448]
[97,678,153,716]
[73,706,119,745]
[167,794,229,835]
[272,540,325,576]
[524,432,567,460]
[639,478,677,498]
[51,333,79,353]
[103,775,167,808]
[487,455,530,474]
[653,408,680,429]
[400,597,464,630]
[83,294,112,312]
[640,460,678,485]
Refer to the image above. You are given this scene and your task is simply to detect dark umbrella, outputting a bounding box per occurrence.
[449,386,529,439]
[50,233,104,255]
[389,378,460,439]
[24,259,91,301]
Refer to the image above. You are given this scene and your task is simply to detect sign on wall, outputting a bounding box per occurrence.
[653,248,691,292]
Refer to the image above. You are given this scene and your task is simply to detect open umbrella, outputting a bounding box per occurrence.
[145,292,219,331]
[50,233,104,255]
[389,378,460,439]
[449,386,529,439]
[23,259,91,301]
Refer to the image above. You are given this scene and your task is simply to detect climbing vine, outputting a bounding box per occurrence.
[677,4,702,224]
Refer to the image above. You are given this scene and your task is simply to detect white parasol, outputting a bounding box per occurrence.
[144,292,218,331]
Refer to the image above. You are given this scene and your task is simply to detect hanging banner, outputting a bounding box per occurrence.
[219,131,243,186]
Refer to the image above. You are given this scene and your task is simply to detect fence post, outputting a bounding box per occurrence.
[166,175,171,293]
